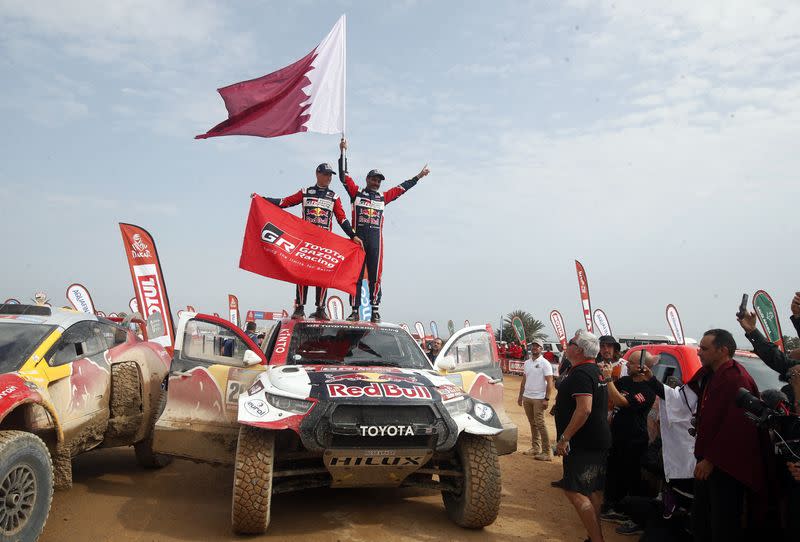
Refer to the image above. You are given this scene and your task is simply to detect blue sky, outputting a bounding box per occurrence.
[2,1,798,344]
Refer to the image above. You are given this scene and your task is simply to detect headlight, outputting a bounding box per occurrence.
[473,402,494,422]
[265,393,313,414]
[444,396,473,417]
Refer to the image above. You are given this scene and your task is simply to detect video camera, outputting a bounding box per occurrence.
[736,388,800,461]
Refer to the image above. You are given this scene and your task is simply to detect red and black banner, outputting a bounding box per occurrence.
[240,196,365,295]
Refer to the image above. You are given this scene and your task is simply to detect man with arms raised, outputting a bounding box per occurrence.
[554,329,612,542]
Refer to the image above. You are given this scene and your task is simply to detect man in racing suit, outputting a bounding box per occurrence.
[258,162,363,320]
[338,138,430,323]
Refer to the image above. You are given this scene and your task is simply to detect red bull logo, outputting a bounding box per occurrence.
[327,383,432,400]
[324,372,419,384]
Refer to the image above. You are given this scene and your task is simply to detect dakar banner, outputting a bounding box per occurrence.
[447,320,455,336]
[753,290,784,352]
[575,260,593,332]
[414,321,426,341]
[511,316,526,345]
[119,223,175,352]
[197,15,346,139]
[240,196,365,295]
[549,309,568,350]
[327,295,344,320]
[593,309,612,337]
[665,304,685,345]
[228,294,240,327]
[65,283,96,315]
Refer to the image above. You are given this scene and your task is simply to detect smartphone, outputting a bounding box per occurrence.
[737,293,749,318]
[639,348,645,372]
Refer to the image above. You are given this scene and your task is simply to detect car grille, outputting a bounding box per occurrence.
[315,404,446,448]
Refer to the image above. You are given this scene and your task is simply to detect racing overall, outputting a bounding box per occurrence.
[338,154,418,310]
[264,187,355,309]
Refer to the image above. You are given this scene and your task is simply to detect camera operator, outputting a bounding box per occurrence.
[737,291,800,375]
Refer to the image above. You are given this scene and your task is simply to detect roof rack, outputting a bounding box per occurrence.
[0,304,52,317]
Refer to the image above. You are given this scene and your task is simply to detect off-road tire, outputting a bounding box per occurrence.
[134,384,172,469]
[441,434,501,528]
[231,426,275,535]
[0,431,53,542]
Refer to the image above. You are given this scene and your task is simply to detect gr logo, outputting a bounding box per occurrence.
[261,223,301,254]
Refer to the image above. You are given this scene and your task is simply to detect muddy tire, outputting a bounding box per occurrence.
[441,434,501,528]
[231,426,275,535]
[0,431,53,542]
[134,385,172,469]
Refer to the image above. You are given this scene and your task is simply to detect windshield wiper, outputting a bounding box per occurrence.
[346,360,400,367]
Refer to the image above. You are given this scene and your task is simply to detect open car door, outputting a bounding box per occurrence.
[153,313,266,465]
[434,324,517,454]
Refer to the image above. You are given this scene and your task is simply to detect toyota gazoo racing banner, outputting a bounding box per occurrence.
[575,260,593,332]
[549,309,568,350]
[228,294,240,327]
[119,223,176,352]
[240,196,365,295]
[753,290,784,352]
[65,283,96,315]
[327,295,344,320]
[592,309,612,337]
[665,304,685,345]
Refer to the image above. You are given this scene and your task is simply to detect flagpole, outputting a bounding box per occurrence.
[341,14,347,137]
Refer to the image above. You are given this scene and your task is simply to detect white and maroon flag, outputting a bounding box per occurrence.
[593,309,612,337]
[666,304,685,345]
[229,294,240,327]
[549,310,568,350]
[575,260,593,333]
[66,283,96,315]
[196,15,346,140]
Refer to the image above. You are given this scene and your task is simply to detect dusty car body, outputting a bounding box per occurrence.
[0,303,172,540]
[153,314,514,534]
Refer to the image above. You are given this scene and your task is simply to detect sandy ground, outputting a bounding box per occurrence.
[40,375,626,542]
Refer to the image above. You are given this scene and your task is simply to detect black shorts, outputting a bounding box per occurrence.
[562,448,608,496]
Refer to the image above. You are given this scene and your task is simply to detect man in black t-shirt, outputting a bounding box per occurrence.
[600,350,657,529]
[554,329,611,542]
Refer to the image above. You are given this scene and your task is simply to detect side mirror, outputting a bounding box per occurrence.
[243,349,263,367]
[435,358,456,373]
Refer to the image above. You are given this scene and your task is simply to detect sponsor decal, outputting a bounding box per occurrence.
[358,425,414,437]
[248,379,265,396]
[473,403,494,422]
[328,456,425,467]
[130,233,152,259]
[304,197,334,211]
[327,383,432,400]
[274,328,291,354]
[324,372,418,384]
[436,384,463,402]
[244,398,269,418]
[0,386,17,400]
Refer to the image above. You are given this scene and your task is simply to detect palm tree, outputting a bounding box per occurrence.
[498,310,547,344]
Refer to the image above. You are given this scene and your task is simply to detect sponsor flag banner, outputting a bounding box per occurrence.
[228,294,240,327]
[357,280,372,321]
[464,319,470,328]
[327,295,344,320]
[549,310,568,350]
[753,290,784,352]
[511,316,526,344]
[665,304,685,345]
[430,321,440,338]
[246,310,286,321]
[128,297,138,315]
[240,196,365,295]
[96,311,106,317]
[187,305,196,312]
[3,299,20,305]
[575,260,593,332]
[119,223,176,353]
[447,320,455,336]
[593,309,612,337]
[414,321,425,341]
[399,323,411,334]
[196,15,346,140]
[66,283,97,315]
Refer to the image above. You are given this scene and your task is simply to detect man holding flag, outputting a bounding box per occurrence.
[338,138,430,323]
[255,164,363,320]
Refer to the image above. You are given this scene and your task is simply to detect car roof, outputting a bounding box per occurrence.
[0,305,98,330]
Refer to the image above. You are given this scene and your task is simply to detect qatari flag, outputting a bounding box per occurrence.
[196,15,346,140]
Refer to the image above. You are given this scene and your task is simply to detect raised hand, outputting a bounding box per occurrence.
[417,164,430,178]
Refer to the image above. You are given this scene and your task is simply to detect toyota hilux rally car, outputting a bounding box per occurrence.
[0,303,172,541]
[151,313,516,534]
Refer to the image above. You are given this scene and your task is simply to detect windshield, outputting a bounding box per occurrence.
[288,323,432,369]
[0,323,56,372]
[734,356,783,392]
